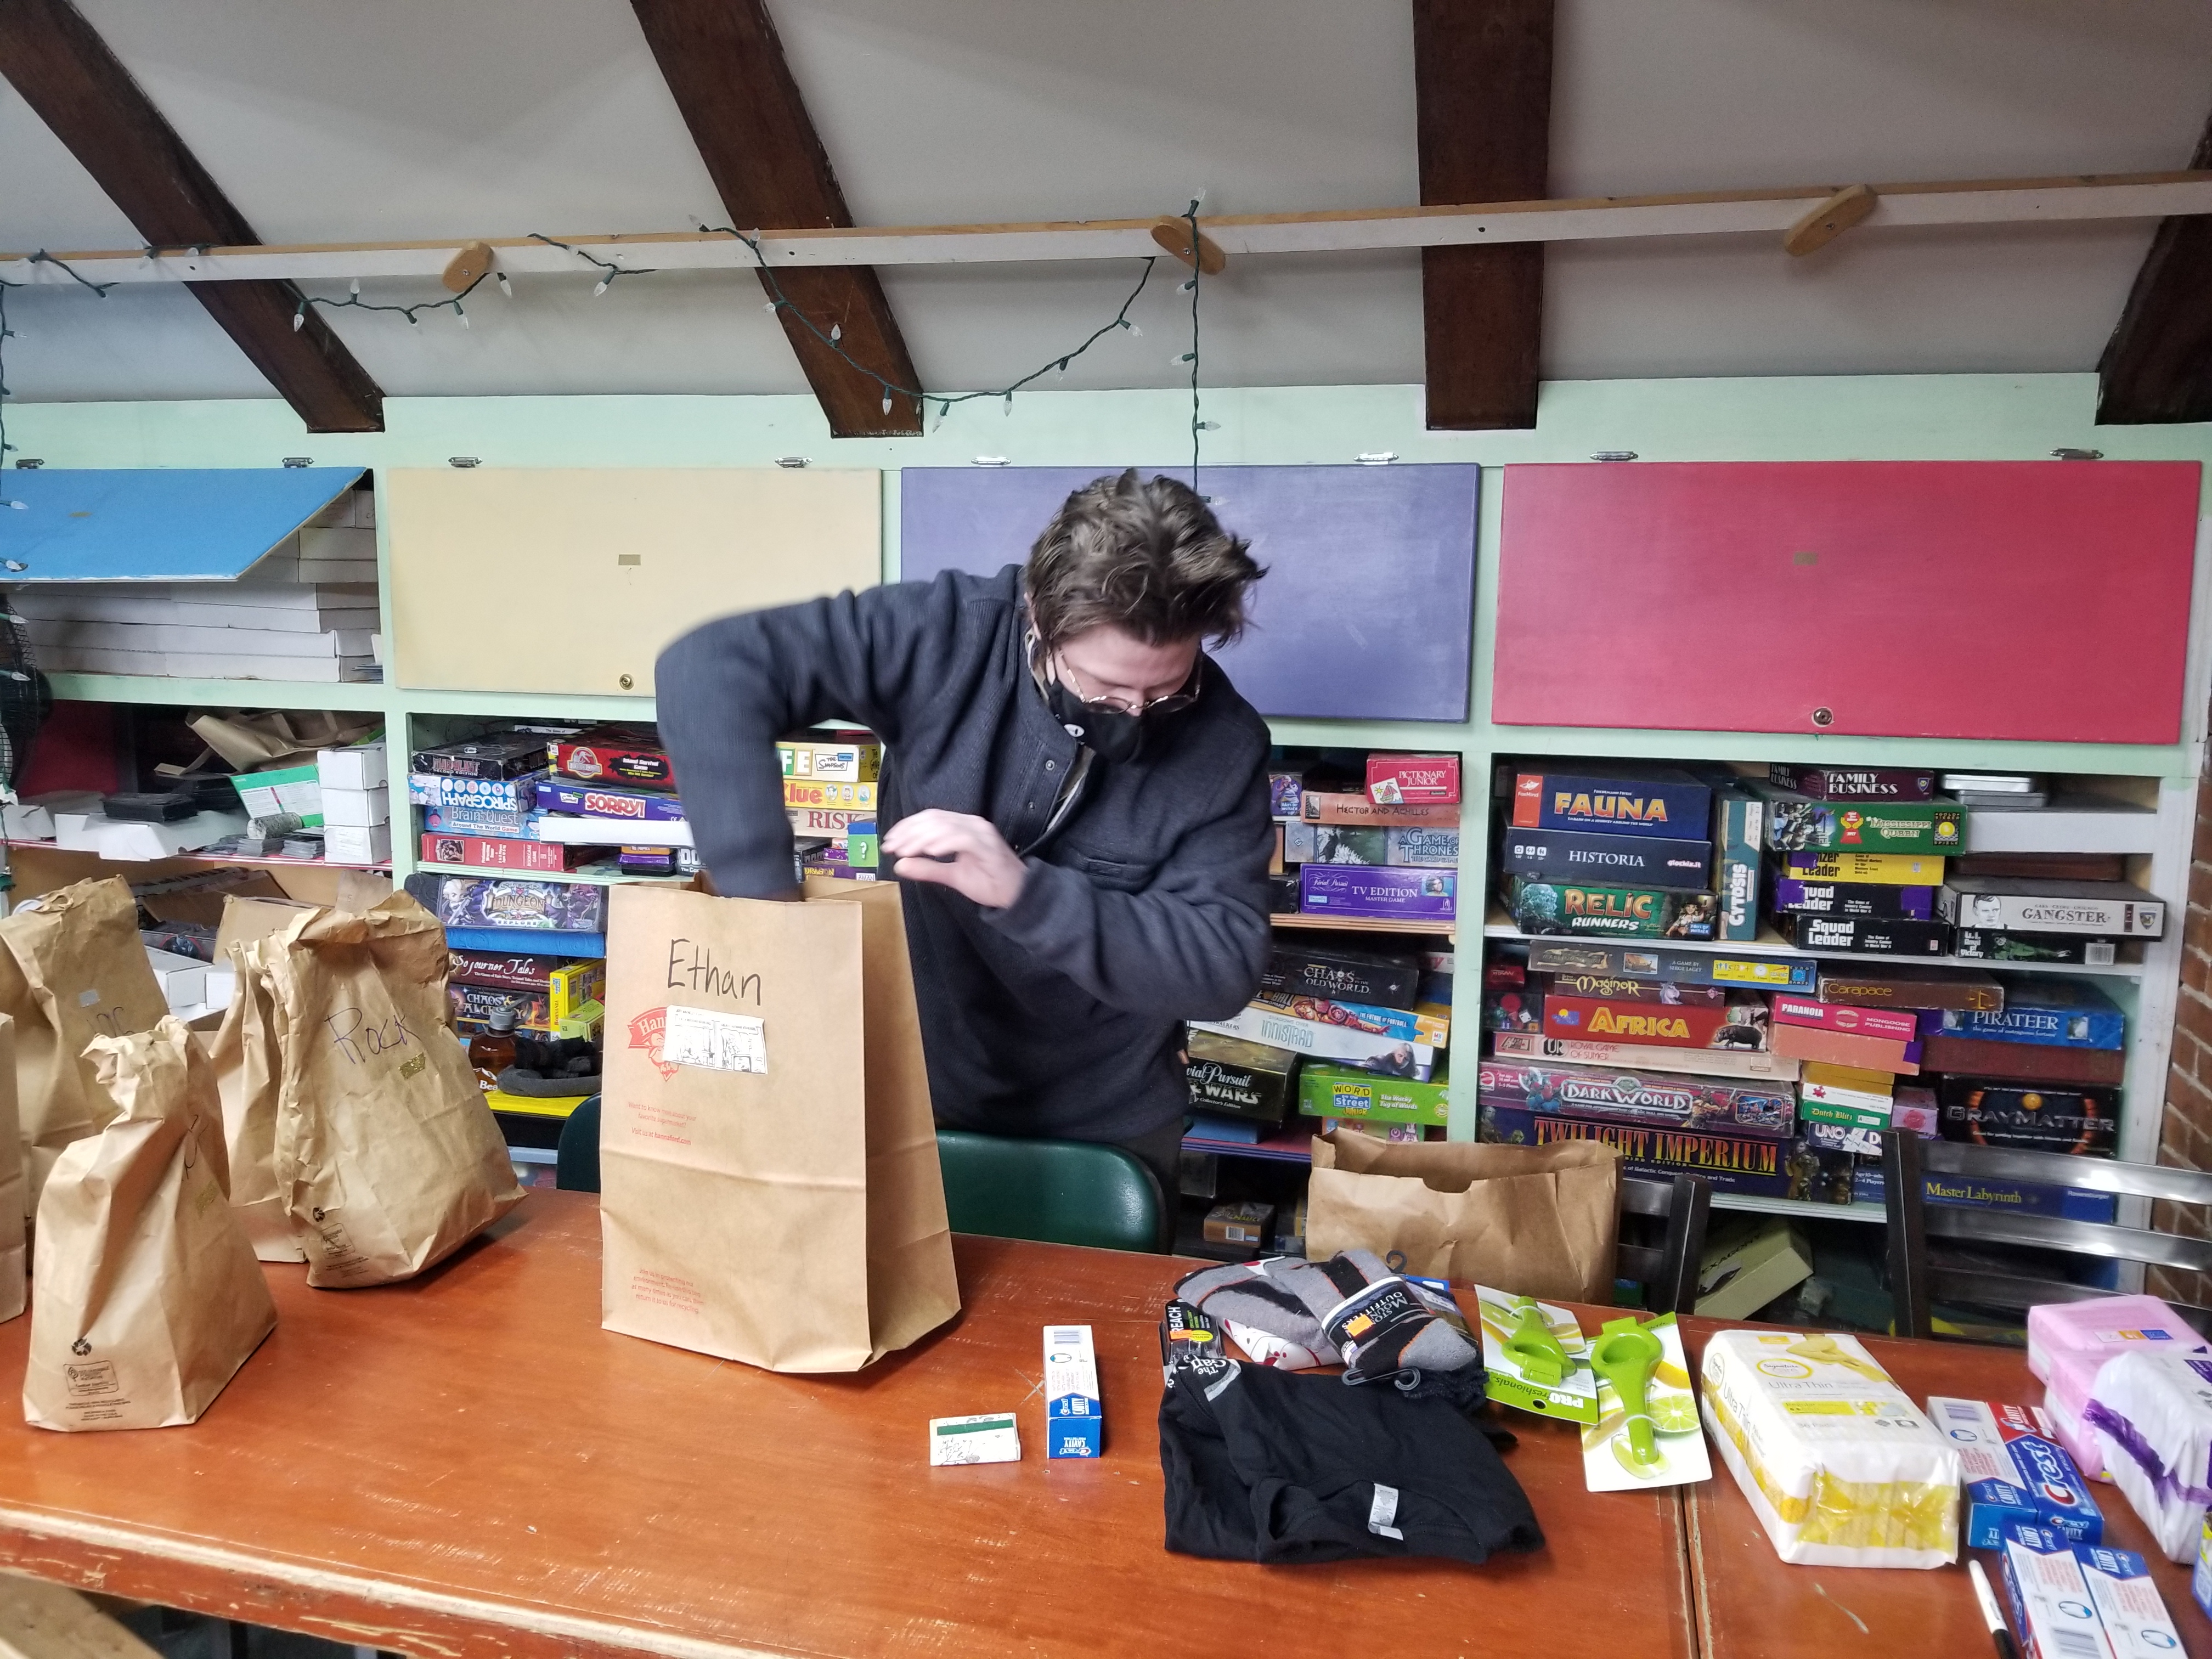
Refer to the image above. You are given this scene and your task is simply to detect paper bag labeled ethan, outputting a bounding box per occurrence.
[600,879,959,1373]
[0,877,169,1218]
[206,939,304,1261]
[25,1018,275,1431]
[1307,1133,1622,1304]
[267,895,522,1286]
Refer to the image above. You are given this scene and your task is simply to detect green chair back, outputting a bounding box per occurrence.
[935,1129,1164,1253]
[556,1095,603,1192]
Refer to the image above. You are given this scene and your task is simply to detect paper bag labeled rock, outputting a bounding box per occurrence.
[206,939,305,1262]
[600,879,960,1373]
[1307,1132,1623,1304]
[0,877,170,1217]
[267,894,522,1286]
[25,1017,276,1431]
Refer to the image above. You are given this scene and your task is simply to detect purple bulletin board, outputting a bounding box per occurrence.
[897,465,1480,723]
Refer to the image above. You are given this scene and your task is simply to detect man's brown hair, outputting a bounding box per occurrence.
[1024,469,1263,648]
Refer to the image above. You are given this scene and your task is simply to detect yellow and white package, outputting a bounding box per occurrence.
[1701,1329,1960,1568]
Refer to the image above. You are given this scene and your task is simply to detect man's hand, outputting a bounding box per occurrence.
[881,810,1028,910]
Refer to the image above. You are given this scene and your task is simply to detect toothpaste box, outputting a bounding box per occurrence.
[928,1413,1022,1466]
[1045,1324,1103,1458]
[1927,1397,2102,1548]
[2076,1541,2186,1658]
[2003,1526,2112,1659]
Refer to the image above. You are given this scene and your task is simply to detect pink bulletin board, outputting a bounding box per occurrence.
[1492,461,2201,744]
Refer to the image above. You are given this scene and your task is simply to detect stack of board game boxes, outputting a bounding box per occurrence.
[1482,757,2153,1221]
[1181,750,1462,1155]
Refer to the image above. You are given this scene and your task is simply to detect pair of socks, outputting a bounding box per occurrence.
[1173,1250,1486,1403]
[1159,1349,1544,1566]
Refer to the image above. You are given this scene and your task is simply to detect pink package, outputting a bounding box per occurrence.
[2026,1297,2207,1384]
[2043,1348,2115,1483]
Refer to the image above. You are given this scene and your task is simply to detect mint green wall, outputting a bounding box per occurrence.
[12,373,2209,1142]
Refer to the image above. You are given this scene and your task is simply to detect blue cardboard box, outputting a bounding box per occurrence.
[1928,1397,2102,1549]
[1508,766,1713,842]
[1939,978,2126,1051]
[1497,825,1712,890]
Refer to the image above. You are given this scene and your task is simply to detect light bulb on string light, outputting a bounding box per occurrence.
[349,278,360,297]
[830,324,842,343]
[291,300,304,331]
[496,272,512,298]
[592,278,609,297]
[458,308,470,329]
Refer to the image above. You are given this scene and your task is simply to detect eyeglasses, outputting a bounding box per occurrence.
[1052,655,1200,717]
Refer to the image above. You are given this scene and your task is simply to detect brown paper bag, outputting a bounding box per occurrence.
[266,894,522,1287]
[0,878,170,1217]
[0,1016,25,1322]
[206,940,305,1262]
[600,878,960,1372]
[1306,1132,1623,1304]
[24,1017,276,1430]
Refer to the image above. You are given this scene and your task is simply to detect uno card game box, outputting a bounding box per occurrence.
[1751,782,1962,854]
[1505,877,1717,940]
[1523,938,1815,990]
[1508,765,1712,841]
[1766,765,1934,801]
[1497,825,1712,891]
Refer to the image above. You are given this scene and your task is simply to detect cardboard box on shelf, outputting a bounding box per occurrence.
[1918,1033,2126,1087]
[1765,766,1934,801]
[1508,766,1712,840]
[1250,988,1448,1048]
[558,726,678,788]
[1300,791,1459,828]
[323,822,392,866]
[1706,776,1765,942]
[1260,941,1423,1010]
[409,736,549,781]
[1523,939,1815,990]
[1770,995,1919,1042]
[1496,825,1713,891]
[537,778,687,823]
[1505,876,1716,940]
[1814,964,2004,1012]
[1542,993,1766,1052]
[1478,1056,1796,1139]
[776,735,878,785]
[1752,783,1962,854]
[409,770,549,812]
[782,778,880,812]
[1695,1219,1813,1321]
[1300,865,1456,922]
[1771,1021,1918,1075]
[420,833,588,873]
[1297,1062,1450,1126]
[1781,850,1947,886]
[1184,1030,1300,1125]
[1366,754,1460,806]
[316,742,386,792]
[1953,930,2120,967]
[1939,877,2165,940]
[1479,1102,1795,1195]
[1938,979,2125,1050]
[320,785,390,828]
[1771,879,1934,919]
[1776,914,1950,957]
[1202,1201,1275,1246]
[1189,1004,1435,1078]
[1488,1030,1801,1083]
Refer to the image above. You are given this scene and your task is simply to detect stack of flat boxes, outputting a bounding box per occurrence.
[317,740,391,865]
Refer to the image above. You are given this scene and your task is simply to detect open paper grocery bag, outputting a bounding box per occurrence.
[1307,1132,1623,1304]
[600,878,960,1372]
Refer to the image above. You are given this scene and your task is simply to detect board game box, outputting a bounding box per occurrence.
[1938,877,2165,939]
[1778,914,1951,955]
[1367,754,1460,806]
[1781,850,1947,886]
[1261,941,1421,1009]
[1771,879,1934,920]
[1767,765,1934,800]
[1770,995,1919,1042]
[1185,1031,1300,1124]
[1522,939,1815,989]
[1536,973,1728,1005]
[1301,865,1455,921]
[1479,1102,1795,1195]
[1478,1057,1795,1138]
[1815,964,2004,1011]
[409,735,549,780]
[1705,774,1765,943]
[537,777,688,823]
[1916,1034,2126,1087]
[1542,993,1767,1052]
[1508,765,1712,840]
[1505,877,1717,940]
[1751,782,1962,854]
[1950,929,2119,967]
[1937,1079,2118,1158]
[430,876,607,934]
[1487,1031,1801,1082]
[559,725,679,789]
[1938,978,2125,1050]
[1249,988,1449,1048]
[1301,791,1459,828]
[1496,825,1712,890]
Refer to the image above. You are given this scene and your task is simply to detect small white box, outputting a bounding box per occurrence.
[2,791,100,842]
[317,742,386,791]
[143,946,207,1011]
[202,966,237,1011]
[320,786,390,827]
[928,1413,1021,1466]
[1045,1324,1103,1459]
[323,822,392,865]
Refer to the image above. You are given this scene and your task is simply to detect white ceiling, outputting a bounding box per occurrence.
[4,0,2210,405]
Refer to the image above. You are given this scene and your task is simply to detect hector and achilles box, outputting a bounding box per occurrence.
[1302,791,1459,828]
[1506,878,1717,940]
[1508,766,1712,840]
[1497,826,1712,890]
[1752,782,1962,854]
[1525,938,1815,990]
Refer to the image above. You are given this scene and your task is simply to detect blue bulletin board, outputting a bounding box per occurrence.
[898,465,1479,722]
[0,467,364,582]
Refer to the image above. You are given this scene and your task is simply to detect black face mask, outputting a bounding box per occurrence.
[1045,676,1147,764]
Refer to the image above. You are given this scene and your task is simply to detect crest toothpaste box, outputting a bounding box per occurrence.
[1045,1324,1103,1458]
[1929,1398,2102,1548]
[2002,1526,2111,1659]
[2076,1541,2185,1658]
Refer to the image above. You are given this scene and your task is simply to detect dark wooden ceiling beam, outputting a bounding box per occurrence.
[2097,109,2212,425]
[630,0,923,438]
[0,0,384,432]
[1412,0,1554,431]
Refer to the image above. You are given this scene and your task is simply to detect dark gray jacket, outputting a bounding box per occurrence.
[654,565,1275,1142]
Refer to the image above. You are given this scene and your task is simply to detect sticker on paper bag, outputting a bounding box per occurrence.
[661,1004,768,1074]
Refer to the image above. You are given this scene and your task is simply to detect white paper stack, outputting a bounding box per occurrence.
[9,488,382,681]
[2083,1351,2212,1562]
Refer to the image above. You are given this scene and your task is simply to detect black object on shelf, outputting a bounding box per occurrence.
[102,789,198,823]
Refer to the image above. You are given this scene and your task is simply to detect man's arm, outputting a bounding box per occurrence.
[654,577,968,899]
[980,748,1275,1020]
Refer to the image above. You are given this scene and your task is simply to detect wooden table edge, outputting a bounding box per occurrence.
[0,1499,790,1659]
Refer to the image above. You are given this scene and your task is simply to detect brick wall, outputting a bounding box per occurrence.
[2152,770,2212,1309]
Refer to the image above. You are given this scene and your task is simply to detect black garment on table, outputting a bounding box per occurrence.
[1159,1355,1545,1567]
[654,564,1276,1143]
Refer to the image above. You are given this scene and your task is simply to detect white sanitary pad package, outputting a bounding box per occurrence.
[2083,1351,2212,1564]
[1701,1329,1961,1568]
